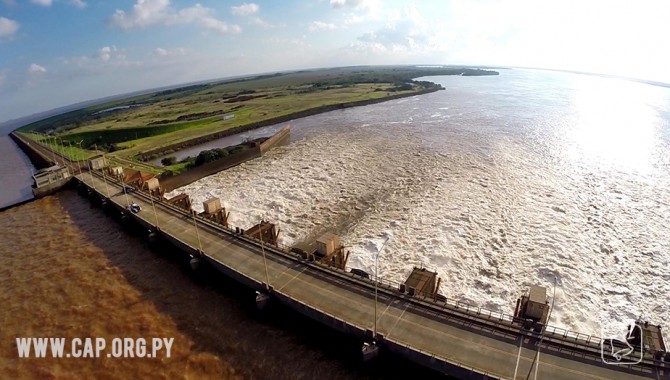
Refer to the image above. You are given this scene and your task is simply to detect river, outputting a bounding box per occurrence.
[168,69,670,338]
[2,68,670,377]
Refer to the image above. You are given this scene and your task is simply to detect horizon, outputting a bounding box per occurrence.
[2,0,669,123]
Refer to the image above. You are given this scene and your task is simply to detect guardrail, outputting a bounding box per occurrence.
[79,170,670,366]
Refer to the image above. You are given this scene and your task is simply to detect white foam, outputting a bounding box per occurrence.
[169,118,670,338]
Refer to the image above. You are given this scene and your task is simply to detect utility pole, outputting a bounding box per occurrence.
[258,217,271,289]
[374,236,390,339]
[190,207,202,253]
[94,144,111,198]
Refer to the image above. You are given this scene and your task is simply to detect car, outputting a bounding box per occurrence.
[130,203,141,213]
[124,186,135,193]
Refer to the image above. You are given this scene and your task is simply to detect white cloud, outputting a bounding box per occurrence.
[28,63,47,73]
[198,15,241,33]
[0,16,19,37]
[31,0,52,6]
[152,47,186,57]
[332,0,382,25]
[343,13,365,25]
[153,47,168,56]
[69,0,87,9]
[251,17,272,28]
[97,46,117,61]
[109,0,241,34]
[309,21,337,32]
[330,0,364,8]
[61,45,135,69]
[231,3,259,16]
[355,4,430,53]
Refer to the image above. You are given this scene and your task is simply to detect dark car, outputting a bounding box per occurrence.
[124,186,135,193]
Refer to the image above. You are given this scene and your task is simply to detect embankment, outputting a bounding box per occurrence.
[138,87,442,161]
[159,148,260,192]
[159,126,291,192]
[259,125,290,155]
[9,132,52,169]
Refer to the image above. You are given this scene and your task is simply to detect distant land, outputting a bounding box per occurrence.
[0,65,500,134]
[11,65,499,175]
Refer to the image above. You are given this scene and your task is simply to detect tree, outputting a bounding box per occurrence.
[161,156,176,166]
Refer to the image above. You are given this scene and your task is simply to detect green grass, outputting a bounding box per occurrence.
[160,161,191,174]
[20,132,97,160]
[108,83,415,158]
[16,66,496,165]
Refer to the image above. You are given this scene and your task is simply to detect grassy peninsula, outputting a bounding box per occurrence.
[17,66,498,173]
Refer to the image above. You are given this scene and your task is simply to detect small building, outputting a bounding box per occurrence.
[33,165,70,188]
[244,221,279,246]
[110,166,124,176]
[526,286,548,320]
[145,177,160,190]
[312,233,349,270]
[200,198,229,227]
[88,156,107,170]
[32,165,71,198]
[222,114,235,121]
[402,267,438,298]
[514,285,550,326]
[203,197,222,214]
[316,233,340,256]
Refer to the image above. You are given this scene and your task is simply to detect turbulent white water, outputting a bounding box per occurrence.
[169,70,670,337]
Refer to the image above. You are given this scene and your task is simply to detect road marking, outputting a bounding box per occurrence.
[384,301,410,340]
[513,337,524,379]
[376,296,396,322]
[534,346,540,380]
[82,175,615,380]
[275,260,302,279]
[286,274,612,380]
[277,266,309,291]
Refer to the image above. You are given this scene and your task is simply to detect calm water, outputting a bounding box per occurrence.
[0,135,35,209]
[151,125,286,166]
[2,69,670,377]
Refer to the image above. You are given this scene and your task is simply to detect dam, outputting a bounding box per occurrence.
[10,132,670,379]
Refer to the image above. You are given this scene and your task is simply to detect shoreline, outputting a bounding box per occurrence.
[136,86,443,162]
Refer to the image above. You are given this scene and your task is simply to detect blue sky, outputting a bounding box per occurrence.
[1,0,669,123]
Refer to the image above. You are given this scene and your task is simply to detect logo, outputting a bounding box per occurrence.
[600,320,644,365]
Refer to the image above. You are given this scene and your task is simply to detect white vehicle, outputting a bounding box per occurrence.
[130,203,141,213]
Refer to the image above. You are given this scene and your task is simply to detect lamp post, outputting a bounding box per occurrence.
[373,235,390,339]
[120,168,131,208]
[84,142,95,189]
[56,136,69,172]
[149,186,160,229]
[65,139,80,179]
[74,140,84,176]
[45,133,57,165]
[529,276,558,380]
[94,144,110,198]
[258,216,271,289]
[190,207,202,252]
[53,135,63,165]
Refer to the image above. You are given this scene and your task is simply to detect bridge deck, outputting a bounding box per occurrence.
[77,173,667,380]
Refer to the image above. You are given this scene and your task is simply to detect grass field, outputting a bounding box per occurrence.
[17,66,497,167]
[20,132,98,160]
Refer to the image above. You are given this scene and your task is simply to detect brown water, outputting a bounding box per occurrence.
[0,191,440,379]
[0,135,34,209]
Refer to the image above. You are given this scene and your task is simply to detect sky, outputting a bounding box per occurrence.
[1,0,669,123]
